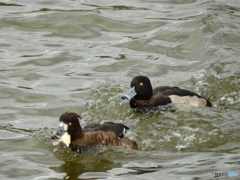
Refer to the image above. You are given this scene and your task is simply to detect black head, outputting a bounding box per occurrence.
[59,112,81,128]
[51,112,82,147]
[130,76,153,100]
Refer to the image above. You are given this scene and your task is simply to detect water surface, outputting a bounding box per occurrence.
[0,0,240,179]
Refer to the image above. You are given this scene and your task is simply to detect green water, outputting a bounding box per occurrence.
[0,0,240,179]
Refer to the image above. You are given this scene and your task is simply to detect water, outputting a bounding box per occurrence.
[0,0,240,179]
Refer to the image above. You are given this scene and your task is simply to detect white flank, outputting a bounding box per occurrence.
[169,95,207,107]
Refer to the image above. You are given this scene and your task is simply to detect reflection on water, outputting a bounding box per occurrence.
[0,0,240,179]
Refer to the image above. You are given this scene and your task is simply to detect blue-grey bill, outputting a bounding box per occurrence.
[122,86,137,99]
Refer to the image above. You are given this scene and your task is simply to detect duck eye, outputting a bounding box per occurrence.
[68,122,72,126]
[140,82,144,86]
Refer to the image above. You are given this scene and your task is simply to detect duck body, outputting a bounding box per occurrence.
[122,76,212,108]
[51,112,137,150]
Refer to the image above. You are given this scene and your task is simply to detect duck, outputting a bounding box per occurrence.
[51,112,138,150]
[121,76,212,108]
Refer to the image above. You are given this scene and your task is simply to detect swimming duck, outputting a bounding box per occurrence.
[51,112,138,150]
[122,76,212,108]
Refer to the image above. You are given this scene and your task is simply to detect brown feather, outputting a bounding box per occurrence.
[53,112,138,150]
[70,131,138,150]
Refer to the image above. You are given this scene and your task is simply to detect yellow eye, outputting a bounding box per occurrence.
[68,122,72,126]
[140,82,144,86]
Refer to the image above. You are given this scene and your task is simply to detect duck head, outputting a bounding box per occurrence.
[122,76,153,100]
[51,112,82,147]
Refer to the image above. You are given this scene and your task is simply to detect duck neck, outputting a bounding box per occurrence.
[69,125,84,142]
[135,86,153,100]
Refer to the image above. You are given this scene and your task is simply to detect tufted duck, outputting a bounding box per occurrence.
[122,76,212,108]
[51,112,138,150]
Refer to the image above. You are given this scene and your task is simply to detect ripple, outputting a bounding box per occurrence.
[0,130,27,140]
[0,0,240,179]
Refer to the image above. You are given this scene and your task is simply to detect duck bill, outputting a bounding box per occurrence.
[51,124,70,147]
[122,86,137,100]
